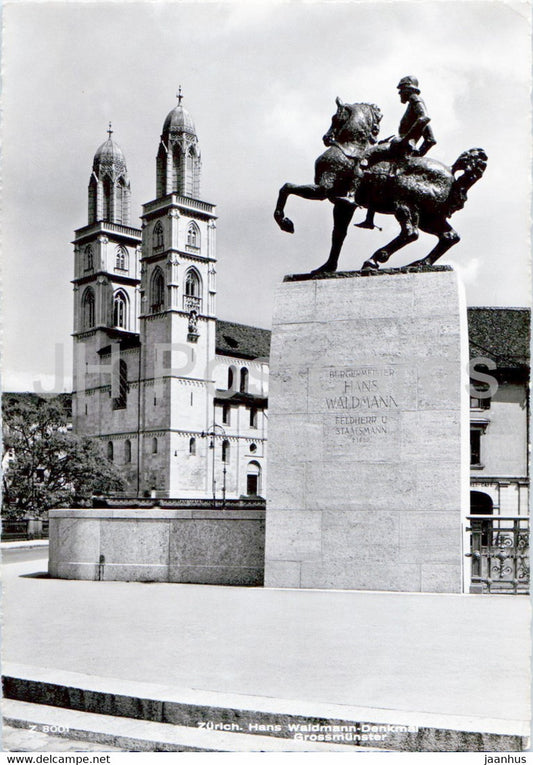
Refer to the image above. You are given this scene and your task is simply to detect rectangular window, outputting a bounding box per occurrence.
[112,360,128,410]
[470,429,482,466]
[247,474,258,496]
[250,407,258,428]
[470,395,491,410]
[222,403,230,425]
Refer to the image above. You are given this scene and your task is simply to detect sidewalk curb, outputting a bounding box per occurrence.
[2,668,529,753]
[3,700,377,753]
[1,540,49,550]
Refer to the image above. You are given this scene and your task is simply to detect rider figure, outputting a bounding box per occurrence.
[357,76,436,229]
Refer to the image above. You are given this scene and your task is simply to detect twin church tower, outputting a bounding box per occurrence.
[72,94,269,499]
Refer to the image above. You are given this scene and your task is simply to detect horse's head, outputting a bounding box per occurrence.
[323,98,382,153]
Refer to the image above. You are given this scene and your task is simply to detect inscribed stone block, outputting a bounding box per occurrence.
[265,268,468,592]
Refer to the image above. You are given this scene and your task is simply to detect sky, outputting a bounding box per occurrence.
[2,0,531,391]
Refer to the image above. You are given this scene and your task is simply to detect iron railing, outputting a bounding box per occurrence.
[1,518,49,541]
[91,496,265,509]
[466,514,529,594]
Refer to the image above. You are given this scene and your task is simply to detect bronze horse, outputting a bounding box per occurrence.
[274,99,487,273]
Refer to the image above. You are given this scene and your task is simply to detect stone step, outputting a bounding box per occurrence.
[2,664,528,752]
[3,700,373,752]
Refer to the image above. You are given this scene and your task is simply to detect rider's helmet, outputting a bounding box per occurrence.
[397,76,420,93]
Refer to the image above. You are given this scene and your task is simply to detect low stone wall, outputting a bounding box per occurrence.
[48,507,265,586]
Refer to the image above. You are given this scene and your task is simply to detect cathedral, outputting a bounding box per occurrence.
[72,94,270,500]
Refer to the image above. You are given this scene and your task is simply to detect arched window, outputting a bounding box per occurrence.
[115,246,128,271]
[103,177,112,221]
[185,269,201,297]
[153,221,164,250]
[116,178,128,225]
[227,366,235,390]
[172,145,182,190]
[113,291,128,329]
[156,143,167,198]
[82,288,95,329]
[112,359,128,410]
[183,269,202,312]
[151,268,165,313]
[125,439,132,463]
[222,439,230,464]
[107,441,114,462]
[246,461,261,496]
[84,245,94,271]
[189,437,196,455]
[470,491,494,547]
[187,222,200,249]
[152,437,158,454]
[240,367,249,393]
[88,177,97,223]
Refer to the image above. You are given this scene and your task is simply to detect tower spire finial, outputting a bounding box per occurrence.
[177,85,183,106]
[107,121,113,139]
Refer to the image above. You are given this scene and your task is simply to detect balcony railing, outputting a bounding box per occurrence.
[74,221,141,241]
[466,515,529,594]
[185,244,201,254]
[143,194,215,216]
[183,295,202,313]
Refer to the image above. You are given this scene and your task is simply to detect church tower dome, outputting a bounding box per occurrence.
[93,134,127,175]
[88,124,131,225]
[162,101,197,136]
[156,88,201,199]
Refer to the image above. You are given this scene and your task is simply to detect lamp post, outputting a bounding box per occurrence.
[222,465,227,509]
[200,422,226,510]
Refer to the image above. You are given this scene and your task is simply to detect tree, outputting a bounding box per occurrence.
[2,395,126,517]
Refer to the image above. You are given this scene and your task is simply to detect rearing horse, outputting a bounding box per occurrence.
[274,98,487,273]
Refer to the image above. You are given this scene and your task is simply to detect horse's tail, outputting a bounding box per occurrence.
[447,148,488,217]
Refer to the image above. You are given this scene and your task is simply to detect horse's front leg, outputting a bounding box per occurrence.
[274,183,327,233]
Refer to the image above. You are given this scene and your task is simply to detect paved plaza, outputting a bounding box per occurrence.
[1,546,530,750]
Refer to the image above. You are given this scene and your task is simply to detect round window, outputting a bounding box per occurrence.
[250,443,257,453]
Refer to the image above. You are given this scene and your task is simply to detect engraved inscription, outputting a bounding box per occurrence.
[321,366,400,449]
[333,414,389,440]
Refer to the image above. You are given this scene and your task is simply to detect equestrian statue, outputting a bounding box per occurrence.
[273,76,487,273]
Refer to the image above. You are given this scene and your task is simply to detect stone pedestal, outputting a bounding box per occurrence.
[264,266,469,593]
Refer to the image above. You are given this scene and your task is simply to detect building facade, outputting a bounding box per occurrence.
[72,99,269,500]
[467,307,530,592]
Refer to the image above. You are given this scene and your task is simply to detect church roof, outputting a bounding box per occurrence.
[215,320,271,360]
[467,307,530,369]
